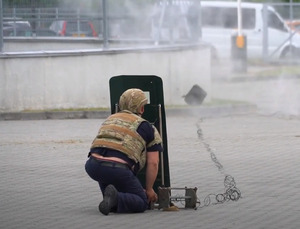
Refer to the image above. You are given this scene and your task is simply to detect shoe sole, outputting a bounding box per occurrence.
[99,185,118,215]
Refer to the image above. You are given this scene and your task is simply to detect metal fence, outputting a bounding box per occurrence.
[0,0,195,50]
[263,3,300,62]
[1,0,300,63]
[0,1,158,39]
[2,8,102,36]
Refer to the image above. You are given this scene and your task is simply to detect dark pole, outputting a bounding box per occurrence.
[0,0,3,52]
[102,0,108,49]
[289,0,293,53]
[31,0,36,36]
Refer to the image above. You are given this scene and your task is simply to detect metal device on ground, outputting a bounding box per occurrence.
[156,187,198,210]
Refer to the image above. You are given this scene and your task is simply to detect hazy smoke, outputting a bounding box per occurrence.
[211,61,300,118]
[257,75,300,117]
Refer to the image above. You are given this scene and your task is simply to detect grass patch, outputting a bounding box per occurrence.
[247,60,300,77]
[165,98,250,109]
[253,66,300,77]
[203,98,250,106]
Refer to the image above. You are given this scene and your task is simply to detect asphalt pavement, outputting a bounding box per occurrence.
[1,62,300,228]
[1,112,300,229]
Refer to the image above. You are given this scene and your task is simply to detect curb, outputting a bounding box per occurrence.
[0,110,110,121]
[0,104,257,121]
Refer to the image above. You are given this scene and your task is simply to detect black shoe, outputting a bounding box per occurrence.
[99,185,118,215]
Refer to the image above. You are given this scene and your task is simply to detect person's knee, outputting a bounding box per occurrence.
[133,195,148,213]
[133,200,148,213]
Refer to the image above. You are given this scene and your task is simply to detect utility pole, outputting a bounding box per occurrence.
[231,0,247,73]
[289,0,293,52]
[0,0,3,52]
[102,0,108,49]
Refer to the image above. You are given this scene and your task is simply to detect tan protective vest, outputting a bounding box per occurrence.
[91,110,162,170]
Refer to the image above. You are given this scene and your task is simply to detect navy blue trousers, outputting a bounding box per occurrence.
[85,157,148,213]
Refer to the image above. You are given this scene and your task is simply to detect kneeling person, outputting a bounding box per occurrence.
[85,88,163,215]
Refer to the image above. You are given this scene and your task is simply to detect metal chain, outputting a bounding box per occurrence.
[196,119,242,208]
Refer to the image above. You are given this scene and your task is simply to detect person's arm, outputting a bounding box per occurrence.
[145,151,159,203]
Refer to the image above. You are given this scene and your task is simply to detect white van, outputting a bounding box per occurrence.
[200,1,300,59]
[152,1,300,60]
